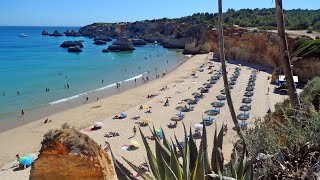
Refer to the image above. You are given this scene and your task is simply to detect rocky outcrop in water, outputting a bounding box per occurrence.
[68,45,82,52]
[42,30,49,35]
[60,41,84,48]
[93,40,107,45]
[65,29,80,36]
[49,30,63,36]
[103,37,135,52]
[131,38,147,45]
[30,128,116,180]
[94,35,112,42]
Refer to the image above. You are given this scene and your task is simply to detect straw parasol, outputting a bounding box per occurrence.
[244,91,254,97]
[242,98,252,104]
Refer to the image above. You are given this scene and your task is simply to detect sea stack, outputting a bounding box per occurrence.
[60,41,84,48]
[102,37,135,52]
[93,40,107,45]
[29,127,117,180]
[50,30,63,36]
[68,45,82,52]
[41,29,49,35]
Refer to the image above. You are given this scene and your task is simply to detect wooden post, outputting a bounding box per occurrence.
[275,0,300,109]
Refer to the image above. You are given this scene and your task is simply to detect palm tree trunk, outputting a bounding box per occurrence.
[275,0,300,109]
[217,0,242,137]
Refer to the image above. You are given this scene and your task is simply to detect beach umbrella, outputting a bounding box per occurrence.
[188,100,197,105]
[204,83,212,88]
[216,95,226,101]
[193,124,203,131]
[246,87,254,91]
[176,112,185,117]
[192,92,201,96]
[229,81,236,85]
[244,91,254,97]
[209,80,217,84]
[93,122,103,127]
[250,74,257,78]
[19,156,33,165]
[230,77,237,81]
[171,117,184,121]
[120,113,127,118]
[237,114,249,121]
[211,76,219,80]
[220,89,226,95]
[204,110,219,116]
[211,102,224,108]
[242,98,252,104]
[130,140,140,148]
[248,82,255,86]
[239,105,251,112]
[248,79,256,83]
[229,85,234,89]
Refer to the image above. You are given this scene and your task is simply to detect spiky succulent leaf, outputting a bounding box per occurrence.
[110,149,132,180]
[139,128,160,179]
[189,127,198,173]
[122,156,153,180]
[154,137,168,180]
[162,155,179,180]
[183,123,190,180]
[170,140,183,180]
[191,140,205,180]
[161,127,171,150]
[201,122,212,179]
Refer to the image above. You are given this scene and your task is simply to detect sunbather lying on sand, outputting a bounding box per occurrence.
[131,116,140,120]
[104,132,120,138]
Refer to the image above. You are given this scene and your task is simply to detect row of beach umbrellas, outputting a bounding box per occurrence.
[237,71,257,121]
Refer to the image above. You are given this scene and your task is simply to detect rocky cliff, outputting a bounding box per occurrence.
[79,22,319,82]
[103,37,135,52]
[29,128,116,180]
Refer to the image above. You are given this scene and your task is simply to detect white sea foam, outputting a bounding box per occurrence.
[49,72,147,105]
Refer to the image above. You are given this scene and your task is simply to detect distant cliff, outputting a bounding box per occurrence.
[79,21,319,82]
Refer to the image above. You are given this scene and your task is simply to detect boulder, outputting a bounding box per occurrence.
[60,41,83,48]
[93,40,107,45]
[94,35,112,42]
[41,29,49,35]
[29,128,116,180]
[103,37,135,52]
[131,38,147,45]
[68,45,82,52]
[49,30,63,36]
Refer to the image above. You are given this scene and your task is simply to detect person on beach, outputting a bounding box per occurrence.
[17,91,20,96]
[267,87,270,95]
[146,76,149,81]
[139,105,143,110]
[2,92,5,96]
[97,97,99,101]
[86,97,89,102]
[102,79,104,84]
[164,98,169,106]
[21,110,24,116]
[67,84,70,89]
[133,126,137,136]
[135,78,136,83]
[64,84,66,90]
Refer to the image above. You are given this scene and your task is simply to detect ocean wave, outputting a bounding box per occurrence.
[49,72,147,105]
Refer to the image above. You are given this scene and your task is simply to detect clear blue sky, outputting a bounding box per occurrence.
[0,0,319,26]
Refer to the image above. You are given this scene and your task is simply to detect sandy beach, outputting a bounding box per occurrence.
[0,54,286,179]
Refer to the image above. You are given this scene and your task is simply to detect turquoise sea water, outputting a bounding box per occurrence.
[0,26,184,123]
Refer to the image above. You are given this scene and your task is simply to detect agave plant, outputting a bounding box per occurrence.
[113,123,253,180]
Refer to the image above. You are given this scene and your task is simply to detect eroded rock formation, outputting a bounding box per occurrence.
[49,30,63,36]
[30,128,116,180]
[41,30,49,35]
[60,41,84,48]
[68,45,82,52]
[103,37,135,52]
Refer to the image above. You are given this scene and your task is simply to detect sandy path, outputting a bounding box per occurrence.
[0,54,286,179]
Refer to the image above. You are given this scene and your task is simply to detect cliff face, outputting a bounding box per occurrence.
[79,22,320,82]
[30,128,116,180]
